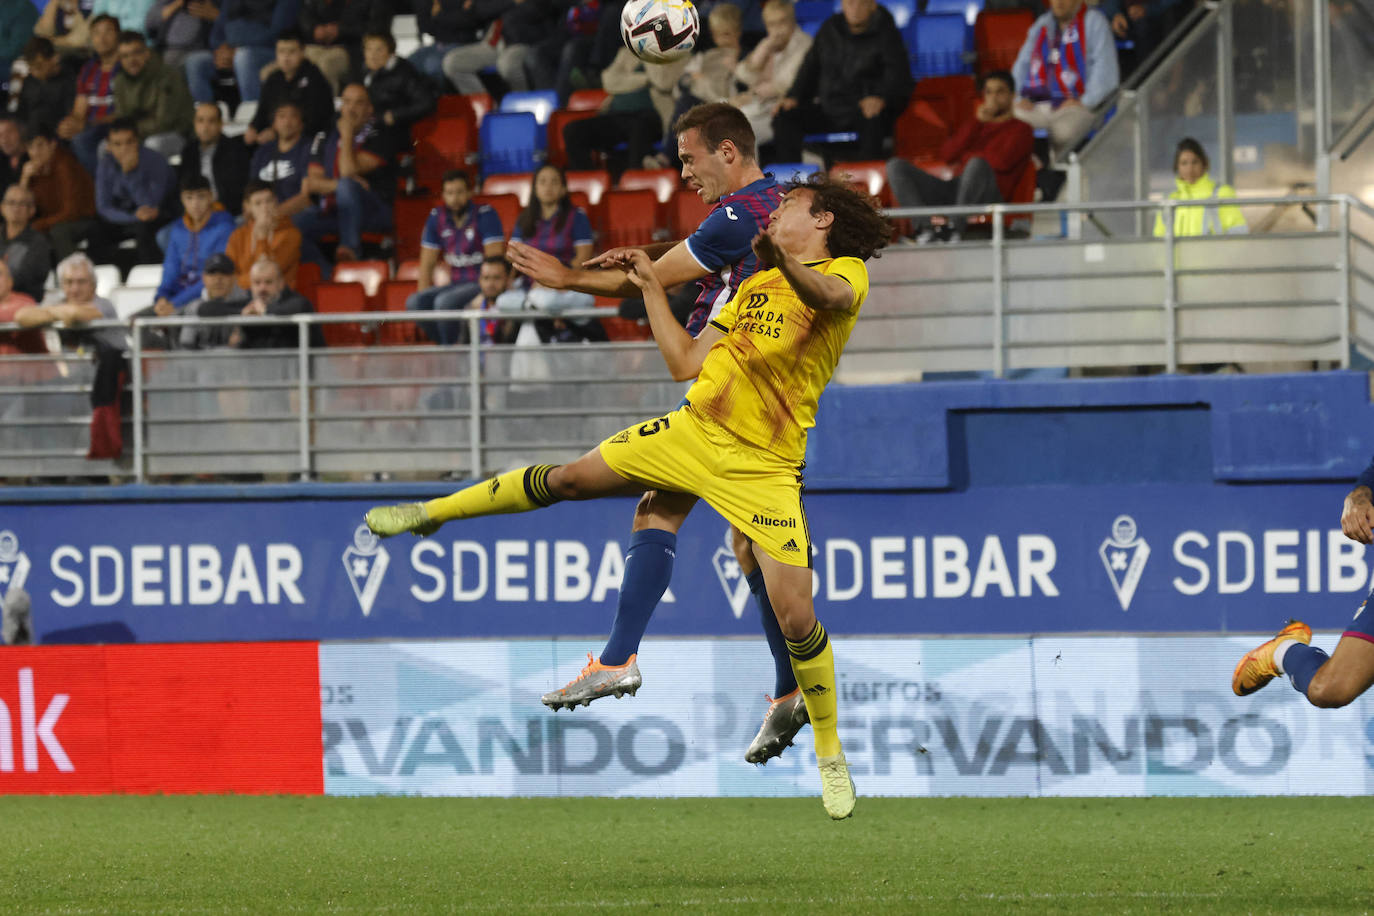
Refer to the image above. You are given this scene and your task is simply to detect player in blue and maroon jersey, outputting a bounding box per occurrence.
[507,102,803,765]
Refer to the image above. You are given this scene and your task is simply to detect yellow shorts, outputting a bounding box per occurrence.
[598,405,812,567]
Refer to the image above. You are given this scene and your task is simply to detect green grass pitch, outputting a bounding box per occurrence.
[3,796,1374,913]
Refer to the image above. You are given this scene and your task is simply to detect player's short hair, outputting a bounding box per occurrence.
[364,31,397,53]
[117,29,147,47]
[673,102,756,164]
[441,169,471,187]
[790,173,890,261]
[482,255,511,272]
[1174,137,1209,172]
[981,69,1015,93]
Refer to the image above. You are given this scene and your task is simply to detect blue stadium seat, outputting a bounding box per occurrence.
[500,90,560,126]
[479,111,545,177]
[882,0,916,29]
[908,13,973,79]
[794,0,833,33]
[923,0,982,24]
[765,162,821,182]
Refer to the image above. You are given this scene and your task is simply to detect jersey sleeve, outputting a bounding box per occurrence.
[572,208,594,246]
[476,205,505,243]
[823,256,870,311]
[419,209,442,249]
[684,204,760,272]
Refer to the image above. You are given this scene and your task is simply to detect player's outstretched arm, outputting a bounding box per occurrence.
[509,239,705,299]
[617,250,720,381]
[752,230,856,312]
[582,241,678,268]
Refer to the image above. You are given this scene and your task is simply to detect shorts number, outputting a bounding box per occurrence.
[638,416,671,436]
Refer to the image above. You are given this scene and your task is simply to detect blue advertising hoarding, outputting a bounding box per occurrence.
[0,482,1369,642]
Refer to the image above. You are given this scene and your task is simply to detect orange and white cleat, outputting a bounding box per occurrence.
[1231,620,1312,696]
[541,653,642,710]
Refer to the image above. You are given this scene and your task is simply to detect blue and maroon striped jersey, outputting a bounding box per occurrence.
[681,176,785,335]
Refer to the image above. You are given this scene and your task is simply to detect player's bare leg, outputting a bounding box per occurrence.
[753,546,854,820]
[1304,635,1374,707]
[737,528,809,764]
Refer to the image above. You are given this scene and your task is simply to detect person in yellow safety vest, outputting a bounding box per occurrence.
[1153,137,1248,237]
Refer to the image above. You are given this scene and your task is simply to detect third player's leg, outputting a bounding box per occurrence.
[547,447,646,501]
[1306,635,1374,708]
[631,489,698,533]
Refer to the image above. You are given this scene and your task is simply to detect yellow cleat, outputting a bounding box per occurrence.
[817,751,856,820]
[364,503,440,538]
[1231,620,1311,696]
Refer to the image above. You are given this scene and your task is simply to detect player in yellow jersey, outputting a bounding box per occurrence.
[364,174,889,819]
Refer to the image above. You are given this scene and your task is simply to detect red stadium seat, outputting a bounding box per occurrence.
[332,260,389,305]
[617,168,679,204]
[473,193,522,237]
[295,261,322,303]
[975,10,1034,75]
[668,187,712,240]
[436,92,491,124]
[893,77,977,161]
[568,189,597,235]
[313,282,371,347]
[411,116,477,193]
[567,89,608,111]
[481,173,532,206]
[379,279,424,345]
[546,108,598,167]
[602,189,659,249]
[566,169,611,207]
[830,161,893,206]
[397,258,451,285]
[393,195,438,262]
[594,295,652,341]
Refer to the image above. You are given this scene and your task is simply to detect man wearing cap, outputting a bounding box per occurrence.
[179,251,249,349]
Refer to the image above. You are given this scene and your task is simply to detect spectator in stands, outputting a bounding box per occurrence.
[179,102,249,217]
[0,260,55,387]
[499,164,597,339]
[35,0,95,61]
[15,38,79,131]
[185,0,303,104]
[885,69,1033,241]
[91,0,159,33]
[0,185,55,302]
[113,30,194,159]
[0,3,40,79]
[463,254,519,344]
[226,179,302,288]
[230,257,317,348]
[246,28,336,145]
[441,0,553,95]
[300,0,388,94]
[359,31,438,149]
[1010,0,1118,160]
[94,117,178,267]
[177,250,248,347]
[406,169,504,345]
[65,13,122,175]
[410,0,488,90]
[771,0,910,163]
[563,48,687,177]
[652,3,743,166]
[34,252,125,353]
[144,0,218,73]
[1152,137,1247,238]
[150,173,235,312]
[731,0,810,147]
[21,124,97,261]
[0,118,27,192]
[295,82,396,264]
[247,101,315,219]
[529,0,605,105]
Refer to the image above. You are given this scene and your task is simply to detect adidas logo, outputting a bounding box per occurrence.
[487,477,501,499]
[781,538,800,553]
[803,684,829,696]
[610,430,631,444]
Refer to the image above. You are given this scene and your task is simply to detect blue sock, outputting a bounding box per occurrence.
[599,528,676,666]
[1283,643,1330,696]
[747,568,798,697]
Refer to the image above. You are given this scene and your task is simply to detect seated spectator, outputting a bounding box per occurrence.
[564,47,686,177]
[91,0,159,33]
[463,254,519,344]
[771,0,911,163]
[15,38,79,131]
[35,0,95,61]
[185,0,303,104]
[359,31,437,149]
[179,102,250,217]
[1153,137,1247,237]
[529,0,604,106]
[113,30,195,159]
[226,179,302,288]
[405,169,504,345]
[64,13,122,175]
[301,0,388,94]
[32,252,126,354]
[94,117,178,267]
[731,0,810,147]
[247,28,335,145]
[0,117,27,192]
[144,0,218,72]
[0,185,55,302]
[500,164,596,338]
[295,82,396,264]
[1010,0,1118,160]
[885,69,1033,241]
[0,259,56,387]
[247,101,315,219]
[655,3,743,164]
[177,250,249,347]
[152,174,235,310]
[21,124,97,262]
[230,257,318,349]
[410,0,488,90]
[441,0,552,95]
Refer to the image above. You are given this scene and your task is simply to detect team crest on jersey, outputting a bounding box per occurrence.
[1099,515,1149,611]
[0,530,30,607]
[610,430,631,444]
[343,523,390,617]
[711,528,752,619]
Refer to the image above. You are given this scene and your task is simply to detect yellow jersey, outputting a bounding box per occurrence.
[684,256,869,463]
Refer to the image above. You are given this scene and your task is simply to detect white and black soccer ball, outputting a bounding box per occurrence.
[620,0,700,64]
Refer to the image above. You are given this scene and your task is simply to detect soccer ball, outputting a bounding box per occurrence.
[621,0,700,64]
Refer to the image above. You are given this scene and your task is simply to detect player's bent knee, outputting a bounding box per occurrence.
[545,464,587,501]
[1306,670,1358,709]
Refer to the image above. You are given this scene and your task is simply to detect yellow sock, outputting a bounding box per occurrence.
[425,465,559,522]
[786,620,841,758]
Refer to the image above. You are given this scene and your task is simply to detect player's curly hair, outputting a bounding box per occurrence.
[789,173,891,261]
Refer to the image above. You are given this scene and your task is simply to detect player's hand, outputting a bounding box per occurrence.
[751,226,784,268]
[1342,488,1374,544]
[612,249,660,293]
[153,298,175,317]
[581,245,643,270]
[507,239,571,289]
[1112,12,1128,35]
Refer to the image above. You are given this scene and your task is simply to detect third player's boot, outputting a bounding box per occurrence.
[541,653,642,710]
[1232,620,1312,696]
[365,503,440,538]
[744,690,809,764]
[817,750,856,820]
